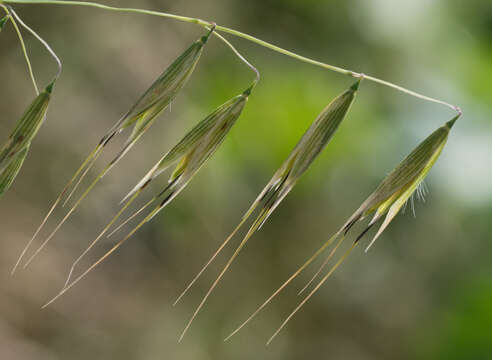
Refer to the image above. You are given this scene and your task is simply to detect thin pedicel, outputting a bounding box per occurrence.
[3,0,460,114]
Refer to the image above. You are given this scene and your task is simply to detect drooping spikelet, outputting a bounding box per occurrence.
[103,26,217,169]
[42,82,255,308]
[122,84,254,205]
[176,80,360,341]
[14,28,215,273]
[0,82,53,174]
[0,83,54,200]
[225,114,459,344]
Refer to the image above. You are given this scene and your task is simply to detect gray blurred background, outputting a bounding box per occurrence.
[0,0,491,359]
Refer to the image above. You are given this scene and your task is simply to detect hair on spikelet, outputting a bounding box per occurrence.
[224,115,459,344]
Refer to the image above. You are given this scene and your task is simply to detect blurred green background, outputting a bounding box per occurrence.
[0,0,491,359]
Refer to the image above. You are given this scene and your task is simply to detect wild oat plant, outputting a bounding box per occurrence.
[1,0,462,344]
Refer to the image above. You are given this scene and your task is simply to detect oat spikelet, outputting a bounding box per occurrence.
[17,29,215,271]
[350,115,459,251]
[177,80,360,341]
[43,84,254,306]
[0,82,53,174]
[229,115,459,343]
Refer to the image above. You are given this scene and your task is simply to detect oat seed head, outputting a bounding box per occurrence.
[340,115,459,250]
[261,117,458,342]
[362,115,458,251]
[46,85,254,306]
[15,29,215,272]
[122,86,251,203]
[0,1,465,343]
[177,80,359,341]
[0,14,9,30]
[224,114,458,342]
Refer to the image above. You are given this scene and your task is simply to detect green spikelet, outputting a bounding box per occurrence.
[0,82,53,174]
[103,27,216,168]
[16,29,216,273]
[175,80,359,342]
[350,115,458,251]
[0,145,29,199]
[41,84,255,306]
[230,115,459,346]
[121,84,252,204]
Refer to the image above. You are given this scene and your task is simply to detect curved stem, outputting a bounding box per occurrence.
[2,0,461,113]
[212,30,260,84]
[362,74,461,114]
[2,0,206,26]
[1,4,39,94]
[215,24,353,76]
[7,6,62,81]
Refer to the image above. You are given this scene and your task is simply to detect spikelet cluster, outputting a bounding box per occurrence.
[2,5,462,345]
[224,115,459,344]
[13,28,216,273]
[176,80,360,341]
[41,83,256,308]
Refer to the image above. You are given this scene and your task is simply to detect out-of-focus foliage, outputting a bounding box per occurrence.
[0,0,490,359]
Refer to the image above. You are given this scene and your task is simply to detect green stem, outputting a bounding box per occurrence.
[7,5,62,81]
[212,30,260,85]
[215,25,353,76]
[2,0,461,114]
[2,0,206,25]
[1,3,39,94]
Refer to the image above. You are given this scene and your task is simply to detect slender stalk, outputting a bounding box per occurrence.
[216,24,353,77]
[7,6,62,80]
[213,31,260,84]
[2,0,206,26]
[1,4,38,94]
[3,0,461,114]
[362,74,461,114]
